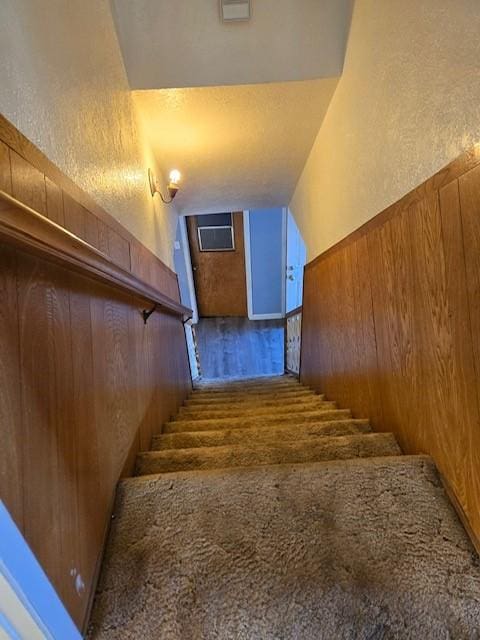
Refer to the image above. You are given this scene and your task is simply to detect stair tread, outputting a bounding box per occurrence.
[190,385,311,396]
[186,391,320,405]
[151,419,371,451]
[136,433,401,475]
[193,380,302,393]
[194,374,298,386]
[165,409,352,433]
[178,400,335,419]
[90,455,480,639]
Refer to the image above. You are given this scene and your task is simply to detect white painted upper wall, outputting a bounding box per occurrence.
[111,0,353,89]
[290,0,480,261]
[0,0,178,269]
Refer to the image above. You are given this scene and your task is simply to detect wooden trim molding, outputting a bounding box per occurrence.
[0,114,176,283]
[440,475,480,557]
[0,190,192,320]
[285,305,303,319]
[0,503,81,639]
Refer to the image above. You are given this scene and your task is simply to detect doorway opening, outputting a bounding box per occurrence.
[174,208,306,381]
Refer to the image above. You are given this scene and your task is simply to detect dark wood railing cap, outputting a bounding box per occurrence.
[285,305,303,319]
[0,190,192,321]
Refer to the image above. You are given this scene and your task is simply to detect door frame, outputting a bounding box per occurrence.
[0,502,81,640]
[178,215,199,324]
[243,208,287,321]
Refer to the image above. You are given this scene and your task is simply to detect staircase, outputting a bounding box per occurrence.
[89,375,480,639]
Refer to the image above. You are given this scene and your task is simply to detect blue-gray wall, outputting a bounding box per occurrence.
[249,208,284,316]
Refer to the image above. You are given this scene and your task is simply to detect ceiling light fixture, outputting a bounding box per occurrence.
[148,168,181,203]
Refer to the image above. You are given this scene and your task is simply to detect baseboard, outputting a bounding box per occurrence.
[440,474,480,557]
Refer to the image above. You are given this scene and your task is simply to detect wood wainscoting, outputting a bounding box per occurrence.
[301,144,480,548]
[0,116,192,631]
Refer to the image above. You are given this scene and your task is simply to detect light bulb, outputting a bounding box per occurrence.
[169,169,181,185]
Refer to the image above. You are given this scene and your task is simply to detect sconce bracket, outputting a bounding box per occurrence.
[148,169,179,203]
[142,304,158,324]
[148,168,157,197]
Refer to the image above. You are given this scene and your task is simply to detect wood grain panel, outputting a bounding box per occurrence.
[188,212,247,317]
[369,212,419,451]
[68,274,103,616]
[0,248,23,528]
[90,287,135,488]
[4,251,191,630]
[0,140,12,198]
[17,253,76,611]
[45,176,65,226]
[459,164,480,394]
[107,225,130,271]
[63,191,87,240]
[10,149,47,216]
[0,193,190,321]
[351,237,383,427]
[302,153,480,549]
[0,113,180,297]
[130,239,179,303]
[85,209,99,250]
[0,119,192,631]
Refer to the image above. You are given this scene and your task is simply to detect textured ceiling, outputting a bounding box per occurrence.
[112,0,353,89]
[134,79,339,214]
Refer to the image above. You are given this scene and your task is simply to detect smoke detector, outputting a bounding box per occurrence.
[220,0,251,22]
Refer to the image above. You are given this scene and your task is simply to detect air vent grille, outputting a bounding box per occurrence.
[197,213,235,252]
[220,0,251,22]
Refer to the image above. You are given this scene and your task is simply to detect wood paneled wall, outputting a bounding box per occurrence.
[0,117,191,630]
[301,145,480,548]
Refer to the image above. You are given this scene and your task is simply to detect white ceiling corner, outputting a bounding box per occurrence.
[112,1,352,214]
[111,0,352,89]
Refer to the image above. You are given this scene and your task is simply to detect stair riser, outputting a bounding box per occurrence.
[151,420,371,451]
[193,381,301,394]
[164,409,352,433]
[191,384,309,395]
[136,434,401,475]
[178,401,336,420]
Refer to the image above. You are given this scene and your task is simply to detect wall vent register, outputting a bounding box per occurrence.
[220,0,251,22]
[197,213,235,252]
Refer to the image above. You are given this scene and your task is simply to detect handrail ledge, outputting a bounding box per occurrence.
[0,190,192,321]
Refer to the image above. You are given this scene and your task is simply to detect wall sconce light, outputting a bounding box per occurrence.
[148,168,181,203]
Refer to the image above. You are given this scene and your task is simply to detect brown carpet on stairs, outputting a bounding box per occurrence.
[88,374,480,639]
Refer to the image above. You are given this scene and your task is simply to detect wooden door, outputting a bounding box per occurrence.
[187,212,248,317]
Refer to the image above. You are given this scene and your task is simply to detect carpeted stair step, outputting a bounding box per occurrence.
[135,433,400,475]
[194,373,296,384]
[90,455,480,639]
[194,375,299,387]
[151,419,372,451]
[164,409,352,433]
[184,394,323,410]
[185,389,318,405]
[190,384,311,398]
[193,378,301,394]
[194,374,297,385]
[177,399,336,420]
